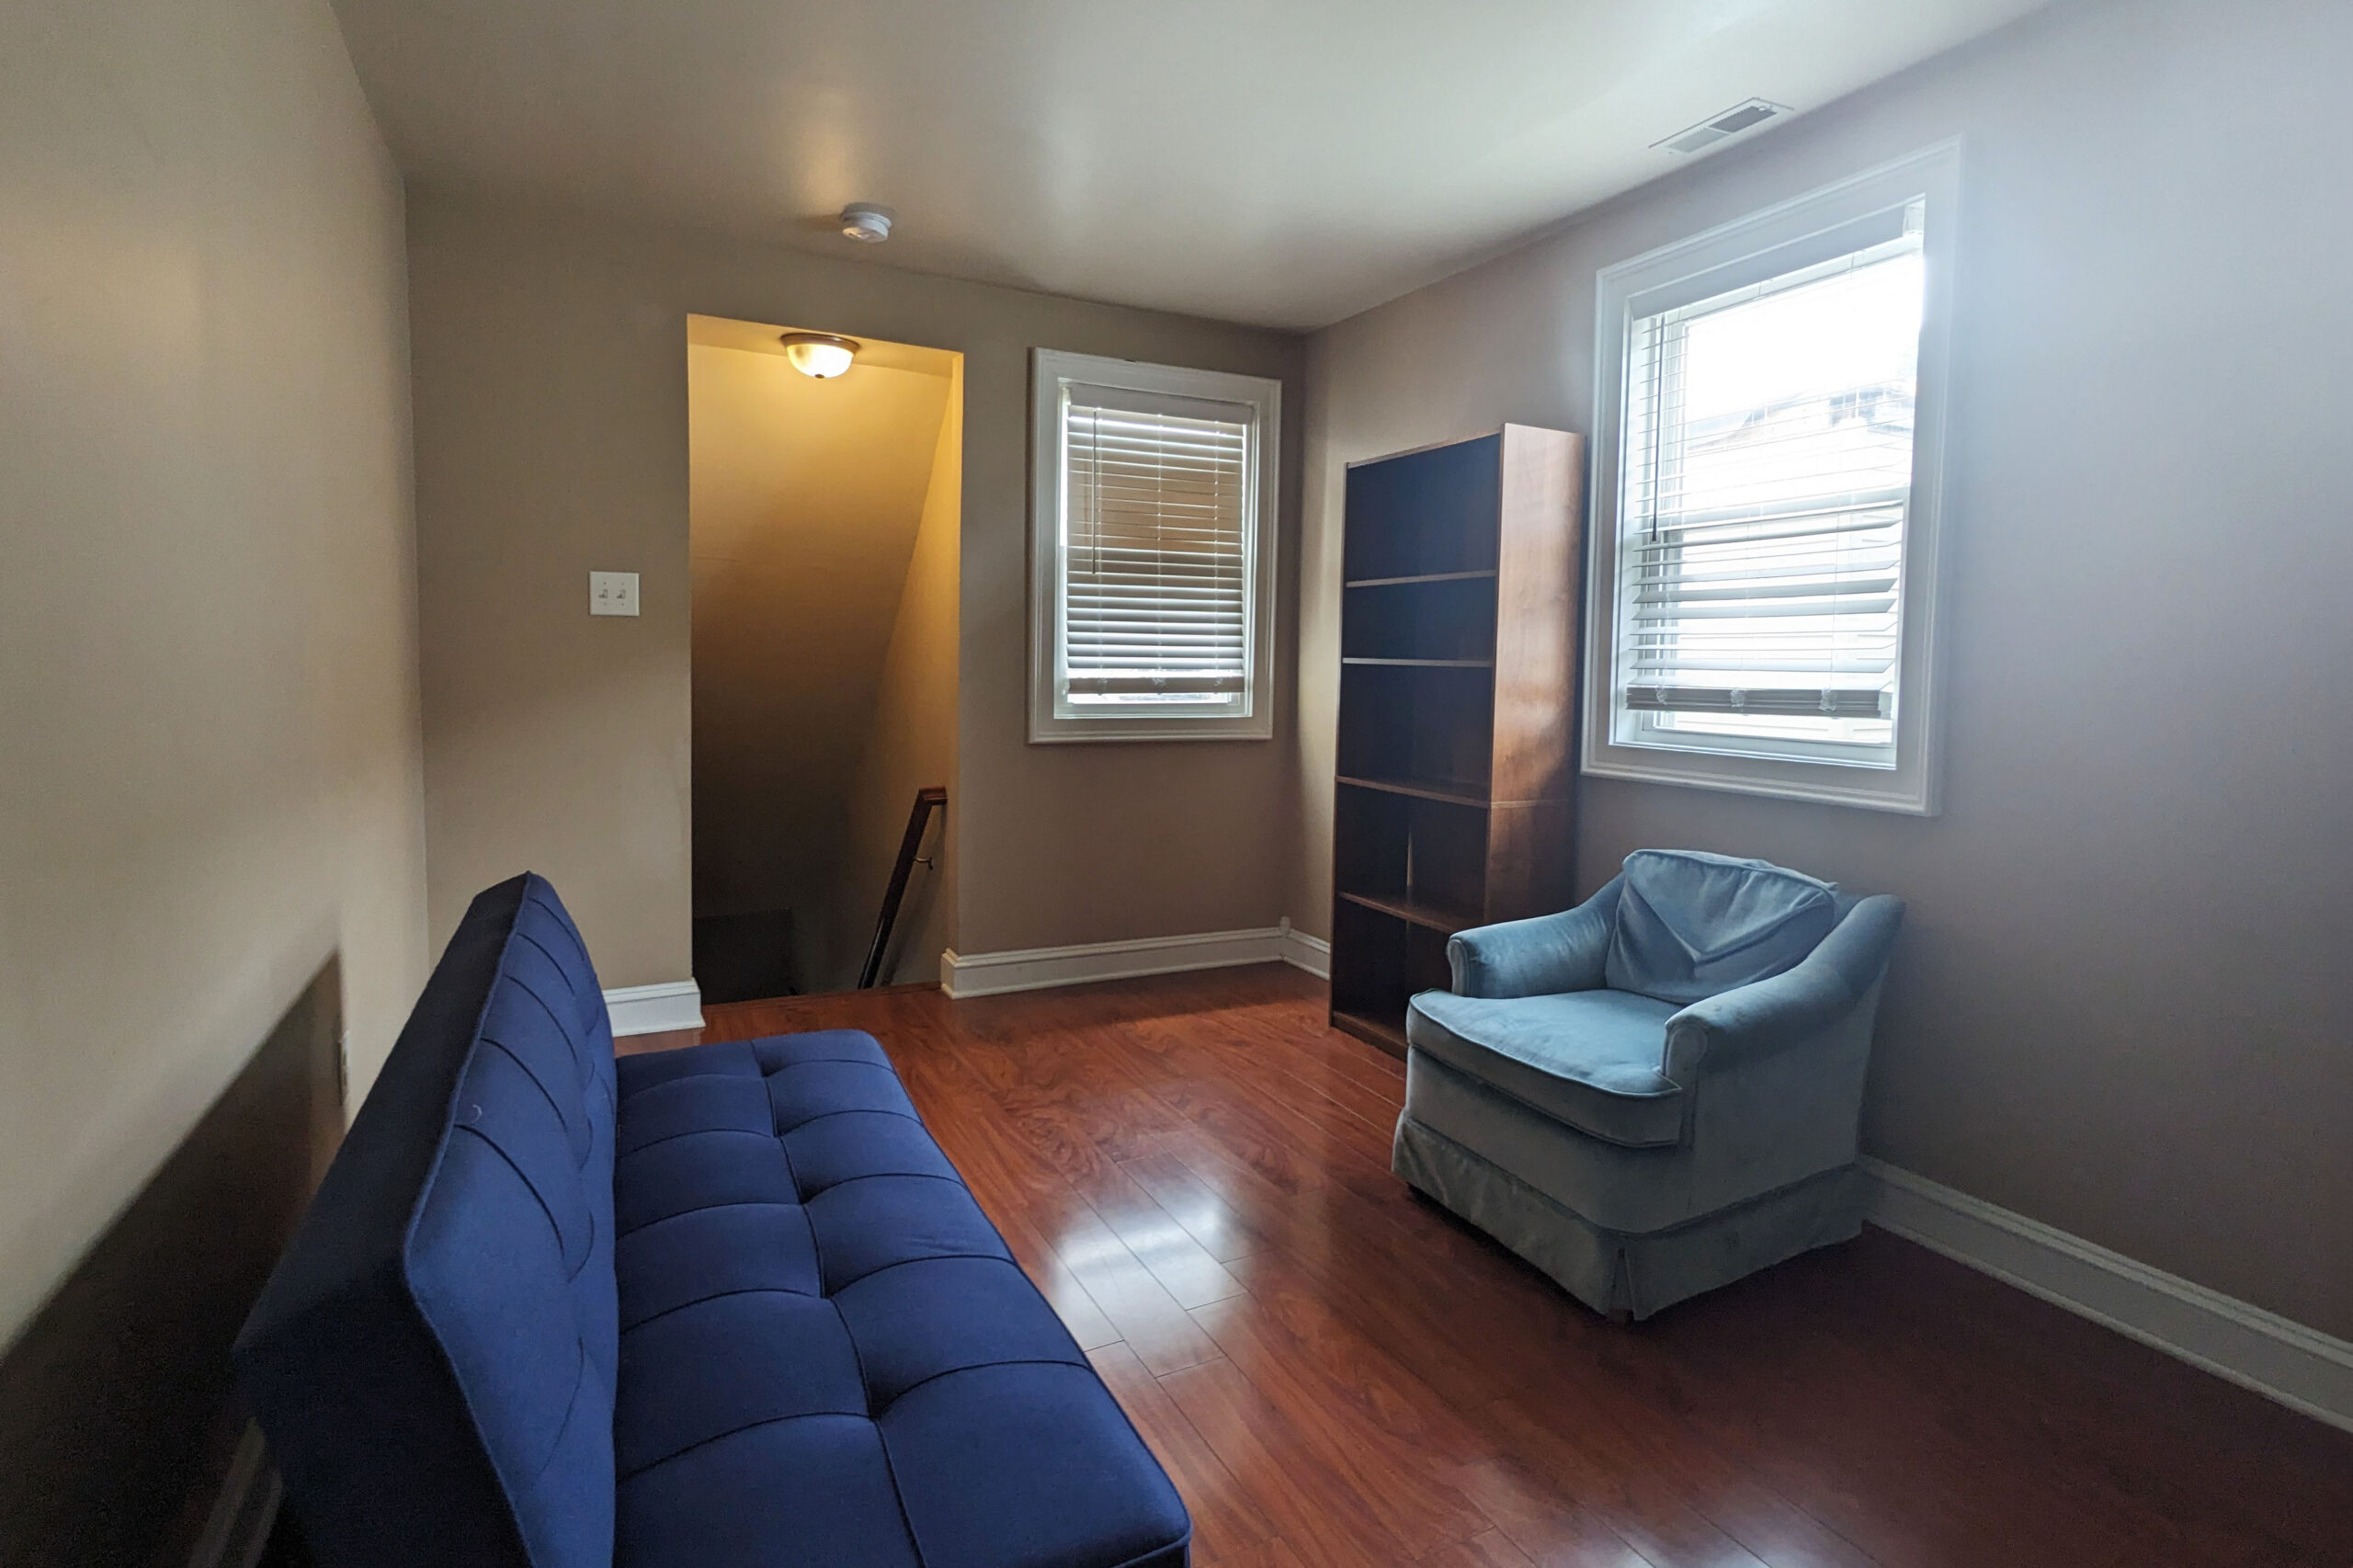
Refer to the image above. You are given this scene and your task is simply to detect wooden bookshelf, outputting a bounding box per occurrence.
[1326,426,1585,1058]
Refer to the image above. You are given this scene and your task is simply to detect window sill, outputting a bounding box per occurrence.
[1029,714,1274,744]
[1583,740,1938,815]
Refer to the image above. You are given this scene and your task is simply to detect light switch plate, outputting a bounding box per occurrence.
[589,571,640,617]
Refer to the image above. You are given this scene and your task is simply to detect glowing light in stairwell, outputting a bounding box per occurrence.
[780,332,858,379]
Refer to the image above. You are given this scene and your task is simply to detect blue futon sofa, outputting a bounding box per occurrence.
[234,873,1189,1568]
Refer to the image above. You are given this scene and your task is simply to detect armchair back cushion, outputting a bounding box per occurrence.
[1604,850,1838,1006]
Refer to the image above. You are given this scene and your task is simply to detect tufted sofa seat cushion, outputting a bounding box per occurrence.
[610,1032,1190,1568]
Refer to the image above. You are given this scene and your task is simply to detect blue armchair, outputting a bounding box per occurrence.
[1394,848,1904,1320]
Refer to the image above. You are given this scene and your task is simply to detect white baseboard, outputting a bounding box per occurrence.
[602,980,704,1037]
[940,926,1286,999]
[1863,1158,2353,1434]
[940,919,1347,1000]
[1281,922,1332,979]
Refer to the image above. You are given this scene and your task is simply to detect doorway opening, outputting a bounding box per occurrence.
[687,313,961,1001]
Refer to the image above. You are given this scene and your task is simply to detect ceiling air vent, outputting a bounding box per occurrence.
[1654,98,1790,155]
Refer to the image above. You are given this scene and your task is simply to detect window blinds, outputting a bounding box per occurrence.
[1619,216,1925,738]
[1062,392,1254,703]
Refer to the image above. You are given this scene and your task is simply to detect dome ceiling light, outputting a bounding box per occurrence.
[779,332,859,379]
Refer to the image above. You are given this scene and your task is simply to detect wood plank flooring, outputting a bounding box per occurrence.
[621,965,2353,1567]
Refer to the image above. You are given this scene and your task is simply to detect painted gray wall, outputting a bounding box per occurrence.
[407,196,1305,991]
[0,0,428,1346]
[1293,0,2353,1338]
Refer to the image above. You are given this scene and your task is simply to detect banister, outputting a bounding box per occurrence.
[858,786,947,989]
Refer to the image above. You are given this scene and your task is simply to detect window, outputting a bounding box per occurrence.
[1029,349,1280,742]
[1585,142,1960,813]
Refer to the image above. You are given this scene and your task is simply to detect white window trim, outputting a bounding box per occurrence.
[1583,140,1962,815]
[1029,348,1281,744]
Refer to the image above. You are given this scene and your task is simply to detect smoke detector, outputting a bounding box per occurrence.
[838,204,893,244]
[1654,99,1790,155]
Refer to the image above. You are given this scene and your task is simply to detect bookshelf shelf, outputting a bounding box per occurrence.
[1342,569,1501,589]
[1335,774,1491,809]
[1337,890,1484,935]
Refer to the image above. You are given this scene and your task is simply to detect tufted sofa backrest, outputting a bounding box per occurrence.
[236,874,619,1568]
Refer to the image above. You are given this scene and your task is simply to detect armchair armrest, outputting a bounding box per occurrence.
[1662,893,1904,1081]
[1444,877,1625,999]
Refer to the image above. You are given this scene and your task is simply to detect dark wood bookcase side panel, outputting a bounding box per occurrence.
[1487,798,1576,924]
[1490,426,1586,805]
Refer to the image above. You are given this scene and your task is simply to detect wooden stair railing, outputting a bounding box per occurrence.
[858,787,947,989]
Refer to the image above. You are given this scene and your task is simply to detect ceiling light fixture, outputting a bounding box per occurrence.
[838,204,892,244]
[779,332,859,379]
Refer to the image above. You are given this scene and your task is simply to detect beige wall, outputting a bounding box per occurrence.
[409,196,1305,988]
[835,366,965,986]
[688,329,955,989]
[1294,0,2353,1338]
[0,0,427,1346]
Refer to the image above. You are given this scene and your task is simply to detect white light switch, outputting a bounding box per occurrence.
[589,571,640,617]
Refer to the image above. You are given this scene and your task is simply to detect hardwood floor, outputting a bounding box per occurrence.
[621,965,2353,1567]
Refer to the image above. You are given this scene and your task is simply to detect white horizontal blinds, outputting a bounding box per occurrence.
[1620,205,1926,741]
[1062,385,1254,705]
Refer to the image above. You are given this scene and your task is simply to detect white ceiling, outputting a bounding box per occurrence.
[331,0,2047,329]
